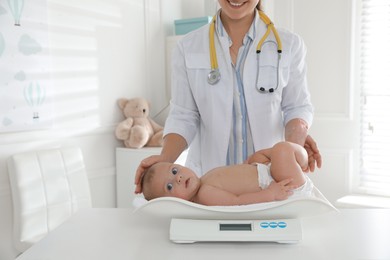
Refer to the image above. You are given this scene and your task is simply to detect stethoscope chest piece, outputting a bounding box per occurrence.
[208,69,221,85]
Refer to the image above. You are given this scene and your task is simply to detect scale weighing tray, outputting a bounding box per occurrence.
[170,218,302,243]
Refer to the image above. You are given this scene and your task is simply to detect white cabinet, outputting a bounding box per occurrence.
[116,147,187,208]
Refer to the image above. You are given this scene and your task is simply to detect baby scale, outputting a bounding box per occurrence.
[134,186,337,244]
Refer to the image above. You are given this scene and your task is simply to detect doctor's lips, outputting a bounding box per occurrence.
[228,0,245,7]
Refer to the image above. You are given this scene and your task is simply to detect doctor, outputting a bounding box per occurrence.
[135,0,321,194]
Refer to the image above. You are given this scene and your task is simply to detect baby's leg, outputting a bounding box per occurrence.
[269,142,307,187]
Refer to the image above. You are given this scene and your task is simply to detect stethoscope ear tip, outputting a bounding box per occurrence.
[258,87,275,93]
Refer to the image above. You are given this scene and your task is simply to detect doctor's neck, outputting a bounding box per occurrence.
[220,10,255,37]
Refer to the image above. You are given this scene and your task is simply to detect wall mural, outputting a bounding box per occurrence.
[7,0,24,26]
[0,0,52,132]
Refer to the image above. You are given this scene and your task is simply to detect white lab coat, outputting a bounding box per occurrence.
[164,11,313,176]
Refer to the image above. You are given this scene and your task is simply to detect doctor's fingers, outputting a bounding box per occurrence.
[305,135,320,154]
[304,140,322,171]
[313,152,322,168]
[307,153,322,172]
[306,143,322,169]
[134,155,161,184]
[134,183,142,194]
[134,156,160,194]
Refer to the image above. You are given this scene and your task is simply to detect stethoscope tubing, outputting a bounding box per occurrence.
[255,41,282,93]
[208,10,282,91]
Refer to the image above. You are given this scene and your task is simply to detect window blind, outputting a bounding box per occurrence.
[359,0,390,196]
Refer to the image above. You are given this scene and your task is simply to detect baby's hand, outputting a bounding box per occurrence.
[267,179,296,201]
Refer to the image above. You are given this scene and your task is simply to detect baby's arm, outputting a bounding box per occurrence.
[194,180,296,206]
[246,148,272,164]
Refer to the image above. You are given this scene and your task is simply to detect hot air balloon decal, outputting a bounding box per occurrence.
[24,82,46,121]
[7,0,24,26]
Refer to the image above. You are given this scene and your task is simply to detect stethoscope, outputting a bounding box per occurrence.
[208,10,283,93]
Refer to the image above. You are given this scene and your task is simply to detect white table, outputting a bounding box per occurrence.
[16,208,390,260]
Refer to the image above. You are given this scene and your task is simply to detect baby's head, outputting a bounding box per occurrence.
[141,164,159,200]
[141,162,201,201]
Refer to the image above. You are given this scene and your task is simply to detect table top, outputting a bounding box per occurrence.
[16,208,390,260]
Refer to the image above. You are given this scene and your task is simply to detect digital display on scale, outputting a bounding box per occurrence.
[219,223,252,231]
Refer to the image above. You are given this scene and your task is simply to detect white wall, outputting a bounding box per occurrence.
[273,0,356,203]
[0,0,355,258]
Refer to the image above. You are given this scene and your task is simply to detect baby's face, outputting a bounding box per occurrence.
[150,162,201,201]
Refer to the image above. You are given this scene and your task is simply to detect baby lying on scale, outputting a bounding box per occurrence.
[141,141,313,206]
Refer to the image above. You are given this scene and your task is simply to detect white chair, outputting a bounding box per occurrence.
[7,147,92,253]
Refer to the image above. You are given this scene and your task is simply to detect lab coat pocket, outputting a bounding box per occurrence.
[256,46,281,92]
[185,53,211,88]
[185,53,209,69]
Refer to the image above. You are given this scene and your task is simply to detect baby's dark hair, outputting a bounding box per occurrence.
[141,165,158,201]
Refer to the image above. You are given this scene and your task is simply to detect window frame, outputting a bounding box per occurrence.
[352,0,390,198]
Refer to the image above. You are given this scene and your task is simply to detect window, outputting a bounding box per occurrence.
[358,0,390,196]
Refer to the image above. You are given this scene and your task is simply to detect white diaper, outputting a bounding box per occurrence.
[256,163,313,197]
[256,163,273,189]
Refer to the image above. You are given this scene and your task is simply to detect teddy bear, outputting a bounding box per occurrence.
[115,97,163,149]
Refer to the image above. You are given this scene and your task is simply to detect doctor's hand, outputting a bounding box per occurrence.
[304,135,322,172]
[134,155,166,194]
